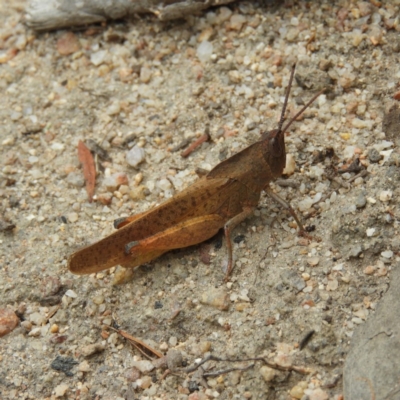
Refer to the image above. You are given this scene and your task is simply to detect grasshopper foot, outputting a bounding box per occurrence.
[114,217,128,229]
[125,241,139,254]
[223,259,234,282]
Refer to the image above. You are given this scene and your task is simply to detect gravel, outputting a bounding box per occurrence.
[1,1,400,399]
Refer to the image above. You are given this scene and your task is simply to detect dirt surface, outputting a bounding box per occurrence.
[1,1,400,399]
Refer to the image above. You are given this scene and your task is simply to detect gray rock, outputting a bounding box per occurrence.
[66,172,85,187]
[280,270,306,292]
[348,244,362,258]
[166,349,183,370]
[131,359,154,373]
[344,264,400,399]
[368,148,382,163]
[355,194,367,209]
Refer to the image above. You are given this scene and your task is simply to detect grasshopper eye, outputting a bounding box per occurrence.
[270,136,283,156]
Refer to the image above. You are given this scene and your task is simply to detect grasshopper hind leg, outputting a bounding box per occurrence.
[125,214,224,258]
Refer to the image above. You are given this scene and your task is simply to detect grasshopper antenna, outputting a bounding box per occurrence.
[277,63,297,133]
[277,64,324,135]
[282,89,325,134]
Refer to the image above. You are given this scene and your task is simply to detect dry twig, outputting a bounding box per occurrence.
[185,354,312,376]
[110,327,163,359]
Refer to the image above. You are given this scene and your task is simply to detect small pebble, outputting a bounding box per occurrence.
[229,14,247,30]
[201,287,230,311]
[198,27,214,42]
[259,366,277,382]
[50,324,59,333]
[166,349,183,370]
[80,343,106,357]
[355,194,367,209]
[363,266,375,275]
[349,245,362,258]
[197,41,213,63]
[366,228,376,237]
[379,190,392,202]
[29,311,46,326]
[375,261,388,276]
[306,387,329,400]
[368,148,382,163]
[283,153,296,175]
[326,279,339,291]
[90,50,107,66]
[21,320,33,332]
[10,111,22,120]
[0,308,19,337]
[134,172,143,185]
[126,146,146,167]
[28,327,42,337]
[57,32,80,55]
[140,67,152,83]
[139,375,152,389]
[92,295,104,305]
[289,381,308,399]
[66,172,85,188]
[124,367,141,382]
[54,383,69,398]
[159,342,168,351]
[302,273,310,281]
[238,288,250,302]
[103,173,129,192]
[28,156,39,164]
[131,360,155,373]
[298,196,314,212]
[217,6,232,23]
[286,27,299,42]
[97,193,113,205]
[307,257,320,267]
[343,145,356,159]
[198,341,212,354]
[106,101,121,115]
[65,289,77,298]
[235,303,249,311]
[67,212,79,223]
[169,336,178,346]
[129,186,146,201]
[78,360,91,372]
[228,70,241,83]
[157,178,172,191]
[381,250,393,259]
[188,393,202,400]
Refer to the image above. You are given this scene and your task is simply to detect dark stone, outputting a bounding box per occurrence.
[368,148,382,163]
[154,301,163,309]
[50,356,78,377]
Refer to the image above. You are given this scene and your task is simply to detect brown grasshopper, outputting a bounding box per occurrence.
[68,64,323,280]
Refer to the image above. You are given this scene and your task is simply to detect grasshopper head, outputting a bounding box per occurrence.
[261,64,323,179]
[261,128,286,178]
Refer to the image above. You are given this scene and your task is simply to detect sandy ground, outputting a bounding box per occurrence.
[1,1,400,399]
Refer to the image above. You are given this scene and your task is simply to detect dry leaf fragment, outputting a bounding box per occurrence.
[77,140,96,202]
